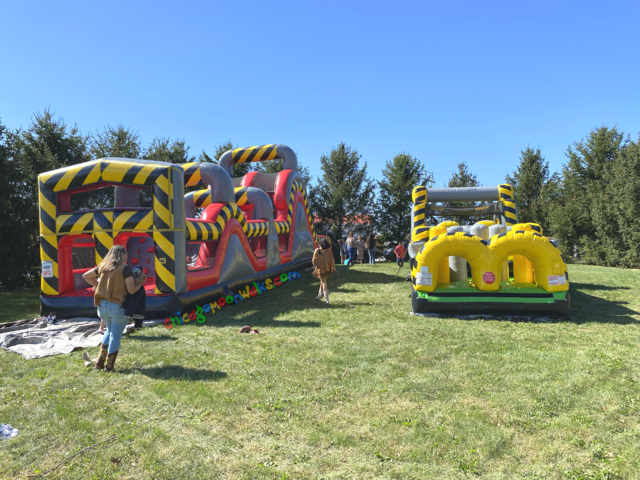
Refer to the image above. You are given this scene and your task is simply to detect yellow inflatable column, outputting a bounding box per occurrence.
[511,224,534,283]
[430,226,450,285]
[489,224,509,282]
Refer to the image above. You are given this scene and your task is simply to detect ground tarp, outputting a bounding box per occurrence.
[0,318,163,359]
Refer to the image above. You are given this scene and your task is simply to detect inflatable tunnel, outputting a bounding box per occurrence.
[38,144,322,318]
[409,185,570,317]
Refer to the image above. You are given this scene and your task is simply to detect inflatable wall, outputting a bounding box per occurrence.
[409,185,570,316]
[38,144,320,318]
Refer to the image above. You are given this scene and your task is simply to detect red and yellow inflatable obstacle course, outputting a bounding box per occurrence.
[38,144,322,318]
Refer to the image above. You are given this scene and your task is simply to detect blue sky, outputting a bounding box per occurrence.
[1,0,639,187]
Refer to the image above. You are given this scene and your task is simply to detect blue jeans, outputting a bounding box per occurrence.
[97,300,128,354]
[348,247,357,265]
[368,248,376,264]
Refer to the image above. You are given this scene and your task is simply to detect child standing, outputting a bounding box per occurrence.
[394,242,406,268]
[345,232,357,266]
[338,239,348,264]
[312,239,338,304]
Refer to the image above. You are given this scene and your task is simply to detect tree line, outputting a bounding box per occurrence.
[1,109,638,290]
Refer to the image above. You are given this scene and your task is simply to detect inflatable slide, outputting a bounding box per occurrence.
[38,144,320,318]
[409,185,570,317]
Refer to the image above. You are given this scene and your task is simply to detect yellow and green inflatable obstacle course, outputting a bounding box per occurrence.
[409,185,569,317]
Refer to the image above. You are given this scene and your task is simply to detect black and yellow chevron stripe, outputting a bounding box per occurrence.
[246,221,269,237]
[193,189,211,208]
[186,202,270,241]
[232,144,278,165]
[152,171,176,294]
[39,179,59,295]
[411,186,429,242]
[191,187,250,210]
[189,180,318,242]
[39,160,163,192]
[498,184,518,225]
[182,162,204,187]
[290,179,317,245]
[186,221,219,241]
[234,187,249,206]
[274,221,290,235]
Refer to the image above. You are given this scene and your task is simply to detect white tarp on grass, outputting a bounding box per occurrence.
[0,318,163,359]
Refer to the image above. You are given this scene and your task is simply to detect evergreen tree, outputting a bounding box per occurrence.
[0,121,34,289]
[376,152,425,242]
[311,143,375,239]
[505,147,550,230]
[90,125,142,159]
[444,162,480,225]
[198,150,214,162]
[144,137,195,163]
[583,135,640,267]
[547,126,627,259]
[9,110,90,287]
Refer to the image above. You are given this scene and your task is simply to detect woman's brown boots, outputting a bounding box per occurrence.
[94,343,108,370]
[95,344,119,372]
[105,351,119,372]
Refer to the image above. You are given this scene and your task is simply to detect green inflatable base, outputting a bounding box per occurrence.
[412,281,570,317]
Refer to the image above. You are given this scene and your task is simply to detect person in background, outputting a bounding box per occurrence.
[365,233,376,265]
[312,238,338,304]
[82,245,143,372]
[345,231,357,266]
[394,242,406,268]
[356,235,365,264]
[338,239,347,264]
[121,267,147,329]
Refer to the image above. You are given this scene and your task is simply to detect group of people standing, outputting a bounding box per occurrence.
[338,232,377,266]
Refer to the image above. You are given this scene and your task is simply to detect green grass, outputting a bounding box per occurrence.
[1,263,640,479]
[0,287,42,323]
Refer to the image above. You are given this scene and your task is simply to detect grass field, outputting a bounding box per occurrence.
[1,263,640,479]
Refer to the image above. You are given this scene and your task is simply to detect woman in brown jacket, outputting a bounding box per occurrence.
[82,244,143,371]
[312,239,337,304]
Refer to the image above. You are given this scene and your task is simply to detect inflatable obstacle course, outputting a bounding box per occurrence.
[38,144,322,318]
[409,185,569,317]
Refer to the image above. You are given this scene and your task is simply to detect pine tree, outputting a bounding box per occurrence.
[0,121,34,289]
[311,143,375,239]
[376,153,425,242]
[144,137,195,163]
[90,125,142,159]
[10,110,90,287]
[444,162,480,225]
[547,126,627,259]
[505,147,550,230]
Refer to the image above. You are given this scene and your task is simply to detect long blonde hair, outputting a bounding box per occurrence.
[99,245,126,273]
[348,231,354,238]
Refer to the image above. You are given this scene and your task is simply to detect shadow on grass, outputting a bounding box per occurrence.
[175,267,400,329]
[129,335,177,342]
[569,284,640,324]
[130,366,228,381]
[569,282,630,291]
